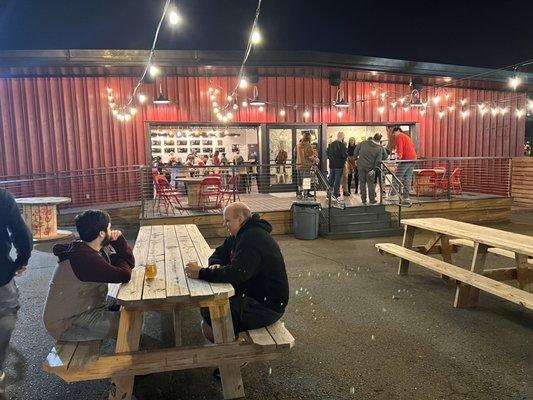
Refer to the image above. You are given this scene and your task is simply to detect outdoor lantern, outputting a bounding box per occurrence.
[333,89,349,108]
[249,86,266,106]
[154,84,170,105]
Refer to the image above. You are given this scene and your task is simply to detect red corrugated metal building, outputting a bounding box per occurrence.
[0,50,530,176]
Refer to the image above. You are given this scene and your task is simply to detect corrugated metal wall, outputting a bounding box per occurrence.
[0,75,526,175]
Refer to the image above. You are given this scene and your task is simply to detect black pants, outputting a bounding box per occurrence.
[201,295,283,333]
[348,170,359,193]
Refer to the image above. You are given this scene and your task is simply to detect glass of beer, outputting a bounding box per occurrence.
[145,259,157,279]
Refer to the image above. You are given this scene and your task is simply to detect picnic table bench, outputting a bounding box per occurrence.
[44,224,294,399]
[375,218,533,310]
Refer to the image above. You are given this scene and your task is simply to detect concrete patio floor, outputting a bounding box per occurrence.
[2,211,532,399]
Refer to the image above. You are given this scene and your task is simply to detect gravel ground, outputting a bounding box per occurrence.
[1,212,532,399]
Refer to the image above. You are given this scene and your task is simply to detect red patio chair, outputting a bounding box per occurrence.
[415,169,439,198]
[219,175,241,206]
[153,174,184,214]
[449,167,463,195]
[198,176,221,211]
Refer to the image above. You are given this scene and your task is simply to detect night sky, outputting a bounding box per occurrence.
[1,0,532,69]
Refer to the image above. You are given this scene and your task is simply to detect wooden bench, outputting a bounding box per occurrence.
[375,243,533,310]
[43,320,294,383]
[450,238,533,265]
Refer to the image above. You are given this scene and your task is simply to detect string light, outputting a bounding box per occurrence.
[251,29,262,44]
[432,95,441,105]
[516,109,525,117]
[444,92,451,100]
[242,100,248,107]
[149,64,160,77]
[106,87,112,94]
[208,87,214,93]
[337,111,343,118]
[419,108,426,116]
[371,89,377,96]
[258,106,265,112]
[527,99,533,111]
[460,99,468,106]
[226,112,233,119]
[239,78,248,89]
[500,107,508,115]
[213,107,219,114]
[129,107,137,115]
[210,94,216,101]
[169,10,181,25]
[279,109,286,116]
[378,106,385,114]
[303,110,310,118]
[227,95,233,101]
[233,103,239,110]
[403,106,409,112]
[399,97,406,105]
[509,76,521,90]
[391,101,397,108]
[480,108,488,116]
[138,93,147,103]
[448,105,455,112]
[438,111,445,118]
[124,114,131,121]
[491,107,499,116]
[212,101,218,107]
[461,110,470,119]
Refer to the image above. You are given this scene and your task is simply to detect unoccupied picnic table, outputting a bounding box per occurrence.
[15,196,72,241]
[376,217,533,310]
[44,224,294,400]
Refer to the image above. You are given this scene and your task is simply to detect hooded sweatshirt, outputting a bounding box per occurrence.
[199,214,289,314]
[0,189,33,287]
[354,139,387,170]
[43,236,134,340]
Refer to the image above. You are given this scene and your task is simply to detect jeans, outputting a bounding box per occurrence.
[358,167,377,203]
[328,168,343,197]
[297,169,310,195]
[391,161,415,198]
[0,279,19,370]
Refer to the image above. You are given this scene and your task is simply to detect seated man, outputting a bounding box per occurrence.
[185,202,289,342]
[43,210,134,341]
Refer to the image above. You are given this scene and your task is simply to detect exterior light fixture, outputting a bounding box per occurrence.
[153,84,170,105]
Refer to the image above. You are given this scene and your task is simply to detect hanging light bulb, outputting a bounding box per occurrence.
[399,97,406,105]
[124,114,131,121]
[239,78,248,89]
[112,109,119,116]
[378,106,385,114]
[491,107,499,116]
[391,101,397,108]
[516,109,525,117]
[438,111,445,118]
[213,107,220,114]
[500,107,508,115]
[138,93,147,104]
[461,110,470,119]
[509,76,522,90]
[227,95,233,101]
[106,87,112,94]
[303,109,310,118]
[258,106,264,112]
[337,111,343,118]
[403,106,409,112]
[169,10,181,25]
[149,65,160,77]
[222,116,228,123]
[233,103,239,110]
[212,101,218,107]
[226,112,233,119]
[279,109,286,116]
[251,29,262,44]
[117,114,125,121]
[214,88,220,95]
[419,108,426,116]
[242,100,248,107]
[371,89,377,96]
[108,95,114,102]
[208,87,214,93]
[129,107,137,115]
[210,94,216,101]
[432,95,441,105]
[444,92,451,100]
[480,108,487,116]
[460,99,468,106]
[448,105,455,112]
[380,92,387,101]
[109,102,116,109]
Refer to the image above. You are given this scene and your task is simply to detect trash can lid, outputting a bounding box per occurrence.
[291,200,321,208]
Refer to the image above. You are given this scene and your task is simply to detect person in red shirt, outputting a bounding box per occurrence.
[391,126,417,204]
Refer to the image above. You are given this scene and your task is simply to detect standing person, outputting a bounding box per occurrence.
[326,131,348,198]
[354,135,385,205]
[213,151,221,166]
[342,137,357,196]
[275,146,288,184]
[390,126,417,205]
[184,202,288,341]
[220,153,228,166]
[0,189,33,394]
[43,210,134,342]
[372,134,388,190]
[295,131,318,198]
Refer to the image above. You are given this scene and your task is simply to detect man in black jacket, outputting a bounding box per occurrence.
[185,202,289,342]
[0,189,32,393]
[326,131,348,198]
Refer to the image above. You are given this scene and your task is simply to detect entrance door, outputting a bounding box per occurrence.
[264,125,321,191]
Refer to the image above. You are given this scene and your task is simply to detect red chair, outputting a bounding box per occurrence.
[198,177,221,210]
[415,169,439,198]
[153,174,184,214]
[219,175,241,206]
[449,167,463,195]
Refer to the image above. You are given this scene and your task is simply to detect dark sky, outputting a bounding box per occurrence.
[1,0,532,69]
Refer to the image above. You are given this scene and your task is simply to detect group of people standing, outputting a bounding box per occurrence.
[326,126,417,205]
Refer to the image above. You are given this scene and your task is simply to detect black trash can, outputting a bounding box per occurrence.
[291,201,320,240]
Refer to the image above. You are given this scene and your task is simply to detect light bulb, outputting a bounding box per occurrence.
[419,109,426,116]
[279,109,286,116]
[117,114,125,121]
[226,112,233,119]
[214,88,219,94]
[444,92,451,100]
[403,106,409,112]
[443,77,452,82]
[108,95,114,102]
[149,65,160,77]
[124,114,131,121]
[258,106,264,112]
[233,103,239,110]
[212,101,218,107]
[378,106,385,114]
[210,94,216,101]
[251,29,262,44]
[130,107,137,115]
[500,107,508,115]
[509,76,521,90]
[239,78,248,89]
[438,111,445,118]
[337,111,343,118]
[527,99,533,111]
[112,109,119,115]
[432,96,441,105]
[391,101,397,108]
[109,102,116,109]
[169,11,180,25]
[516,109,525,117]
[491,107,499,116]
[448,105,455,112]
[371,90,377,96]
[399,97,406,104]
[222,116,228,123]
[242,101,248,107]
[303,110,310,118]
[480,108,487,116]
[138,93,147,103]
[213,107,219,114]
[106,87,112,94]
[460,99,467,106]
[227,95,233,101]
[461,110,470,119]
[208,87,214,93]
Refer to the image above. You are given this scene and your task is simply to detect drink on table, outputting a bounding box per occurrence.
[145,259,157,279]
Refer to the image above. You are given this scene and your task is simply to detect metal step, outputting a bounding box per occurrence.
[319,227,404,240]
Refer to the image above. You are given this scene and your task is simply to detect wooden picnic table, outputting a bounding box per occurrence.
[16,196,73,241]
[397,218,533,308]
[43,224,295,398]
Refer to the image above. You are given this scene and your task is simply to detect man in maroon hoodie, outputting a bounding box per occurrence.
[43,210,134,342]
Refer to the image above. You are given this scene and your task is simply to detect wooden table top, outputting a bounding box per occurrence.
[116,224,234,306]
[15,197,71,205]
[401,218,533,257]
